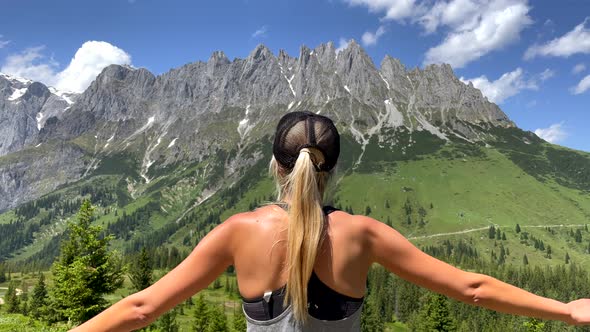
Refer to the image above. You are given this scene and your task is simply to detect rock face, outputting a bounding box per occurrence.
[0,41,515,211]
[0,73,76,157]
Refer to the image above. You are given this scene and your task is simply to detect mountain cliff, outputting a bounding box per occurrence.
[1,41,589,268]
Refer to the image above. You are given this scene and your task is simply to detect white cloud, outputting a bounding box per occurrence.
[361,26,386,46]
[539,68,555,81]
[534,123,567,143]
[55,41,131,92]
[419,0,481,34]
[336,38,350,54]
[0,35,9,48]
[525,18,590,59]
[1,41,132,93]
[1,46,59,84]
[344,0,533,69]
[424,1,532,68]
[571,74,590,95]
[345,0,419,21]
[251,26,268,38]
[572,63,586,75]
[460,67,544,104]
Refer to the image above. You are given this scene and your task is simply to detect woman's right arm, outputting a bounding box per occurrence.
[362,215,590,325]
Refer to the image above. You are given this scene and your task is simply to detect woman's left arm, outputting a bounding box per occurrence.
[70,215,240,332]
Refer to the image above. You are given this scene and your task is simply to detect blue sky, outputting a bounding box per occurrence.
[1,0,589,151]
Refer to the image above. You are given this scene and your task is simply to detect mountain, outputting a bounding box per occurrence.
[1,41,589,270]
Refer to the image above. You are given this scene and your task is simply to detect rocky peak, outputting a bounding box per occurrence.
[313,42,337,71]
[207,51,230,76]
[249,44,273,61]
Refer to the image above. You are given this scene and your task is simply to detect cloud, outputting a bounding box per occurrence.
[460,67,544,104]
[345,0,419,21]
[336,38,350,54]
[572,63,586,75]
[424,1,532,68]
[344,0,533,69]
[1,46,59,84]
[534,123,567,143]
[55,41,132,92]
[0,35,9,48]
[1,41,132,93]
[251,26,268,38]
[525,18,590,59]
[362,26,386,46]
[571,74,590,95]
[539,68,555,81]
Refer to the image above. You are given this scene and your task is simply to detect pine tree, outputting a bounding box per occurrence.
[206,304,229,332]
[50,200,125,323]
[565,252,571,264]
[411,293,456,332]
[501,232,506,241]
[30,273,48,318]
[515,223,521,233]
[157,308,179,332]
[361,298,384,332]
[523,254,529,265]
[193,294,210,332]
[19,280,29,316]
[0,263,6,283]
[129,247,153,292]
[6,281,20,313]
[488,225,496,239]
[575,229,583,243]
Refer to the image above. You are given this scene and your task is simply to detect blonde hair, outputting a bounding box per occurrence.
[270,147,329,323]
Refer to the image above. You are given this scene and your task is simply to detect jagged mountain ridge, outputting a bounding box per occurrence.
[2,40,516,212]
[0,73,77,157]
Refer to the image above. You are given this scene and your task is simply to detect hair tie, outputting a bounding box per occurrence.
[300,147,325,171]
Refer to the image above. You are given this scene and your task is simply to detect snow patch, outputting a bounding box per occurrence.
[35,112,44,131]
[107,134,115,142]
[168,137,178,148]
[288,101,295,110]
[286,75,295,96]
[140,130,167,184]
[35,143,42,148]
[379,73,390,90]
[237,105,254,140]
[8,88,27,101]
[344,85,351,94]
[49,87,75,105]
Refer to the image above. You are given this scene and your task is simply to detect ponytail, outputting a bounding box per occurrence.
[281,148,326,323]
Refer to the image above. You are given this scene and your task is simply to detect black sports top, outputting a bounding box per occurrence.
[241,205,364,321]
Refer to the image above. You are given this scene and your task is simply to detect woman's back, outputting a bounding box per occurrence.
[232,204,370,301]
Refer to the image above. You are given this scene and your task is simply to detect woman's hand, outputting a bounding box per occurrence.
[567,299,590,325]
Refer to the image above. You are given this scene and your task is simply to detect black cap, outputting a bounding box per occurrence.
[273,111,340,172]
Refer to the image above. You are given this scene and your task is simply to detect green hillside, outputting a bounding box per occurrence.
[1,126,590,331]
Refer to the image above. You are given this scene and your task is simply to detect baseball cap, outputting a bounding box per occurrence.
[272,111,340,172]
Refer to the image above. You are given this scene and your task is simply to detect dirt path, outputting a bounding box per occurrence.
[407,224,588,241]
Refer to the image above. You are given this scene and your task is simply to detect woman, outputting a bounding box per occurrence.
[73,111,590,331]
